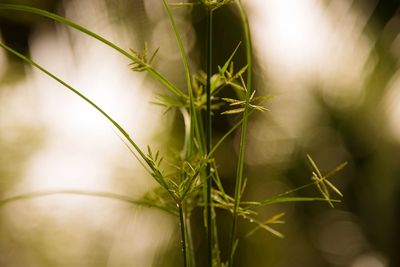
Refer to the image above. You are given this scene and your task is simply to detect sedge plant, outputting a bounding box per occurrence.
[0,1,346,266]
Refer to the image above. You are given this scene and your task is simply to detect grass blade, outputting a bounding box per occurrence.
[324,161,348,179]
[325,179,343,197]
[306,154,322,178]
[220,42,241,76]
[245,197,341,209]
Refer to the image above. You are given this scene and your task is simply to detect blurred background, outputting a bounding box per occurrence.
[0,0,399,266]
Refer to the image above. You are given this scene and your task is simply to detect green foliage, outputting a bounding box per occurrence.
[0,1,346,267]
[129,43,160,72]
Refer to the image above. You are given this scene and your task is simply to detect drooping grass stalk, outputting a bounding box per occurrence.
[228,1,253,266]
[0,41,181,205]
[205,5,214,267]
[0,42,149,166]
[1,39,195,265]
[0,4,185,99]
[0,189,179,216]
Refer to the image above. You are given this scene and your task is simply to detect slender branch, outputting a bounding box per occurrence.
[209,109,255,158]
[245,197,341,209]
[205,5,214,267]
[180,107,192,158]
[0,42,148,165]
[228,1,253,266]
[161,0,203,155]
[0,189,179,216]
[179,204,188,267]
[185,212,196,267]
[0,4,185,99]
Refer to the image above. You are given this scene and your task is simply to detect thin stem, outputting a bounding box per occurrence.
[179,204,188,267]
[185,212,196,267]
[205,6,214,267]
[161,0,203,155]
[0,4,185,99]
[228,1,253,266]
[180,107,191,158]
[0,189,179,216]
[209,109,255,158]
[0,42,180,200]
[0,42,147,164]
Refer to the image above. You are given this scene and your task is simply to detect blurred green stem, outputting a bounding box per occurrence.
[205,5,214,267]
[179,203,188,267]
[0,189,179,216]
[0,42,149,166]
[185,211,196,267]
[228,1,253,266]
[0,4,185,99]
[161,0,203,156]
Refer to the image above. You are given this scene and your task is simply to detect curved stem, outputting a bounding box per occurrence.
[0,42,148,165]
[161,0,203,155]
[0,4,185,99]
[0,189,179,216]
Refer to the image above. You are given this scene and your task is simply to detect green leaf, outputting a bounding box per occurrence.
[306,154,322,178]
[245,215,285,238]
[221,97,240,104]
[129,44,160,72]
[324,161,348,179]
[267,212,286,224]
[245,196,341,209]
[221,108,245,115]
[325,179,343,197]
[219,42,241,78]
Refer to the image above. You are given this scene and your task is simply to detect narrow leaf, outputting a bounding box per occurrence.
[221,108,245,115]
[325,179,343,197]
[220,42,241,76]
[307,154,322,178]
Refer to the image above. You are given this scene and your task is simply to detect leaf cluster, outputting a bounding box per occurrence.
[129,43,159,72]
[0,2,348,267]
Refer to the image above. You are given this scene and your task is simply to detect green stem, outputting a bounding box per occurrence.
[0,4,185,99]
[179,203,188,267]
[0,42,147,164]
[185,212,196,267]
[228,1,253,266]
[0,189,179,216]
[161,0,203,155]
[205,6,213,267]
